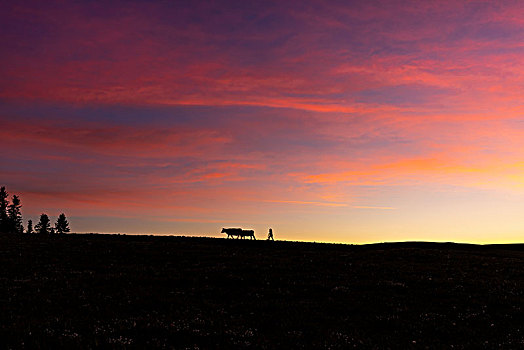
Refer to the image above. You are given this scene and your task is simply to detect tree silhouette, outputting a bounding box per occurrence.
[0,187,8,233]
[35,213,51,235]
[26,220,33,234]
[0,186,71,237]
[55,213,70,234]
[7,195,23,234]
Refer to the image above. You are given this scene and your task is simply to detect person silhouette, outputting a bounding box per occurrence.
[267,228,274,241]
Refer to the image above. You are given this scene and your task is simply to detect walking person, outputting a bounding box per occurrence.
[267,228,274,241]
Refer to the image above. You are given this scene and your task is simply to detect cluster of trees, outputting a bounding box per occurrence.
[0,186,70,235]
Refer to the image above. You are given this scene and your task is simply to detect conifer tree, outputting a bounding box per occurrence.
[7,195,23,234]
[27,220,33,234]
[0,186,8,233]
[34,213,51,235]
[55,213,70,234]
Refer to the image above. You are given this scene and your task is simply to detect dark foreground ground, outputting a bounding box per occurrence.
[1,234,524,349]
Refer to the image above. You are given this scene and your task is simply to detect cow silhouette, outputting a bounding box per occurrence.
[221,227,241,239]
[221,228,256,240]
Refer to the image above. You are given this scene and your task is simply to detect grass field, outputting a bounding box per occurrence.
[1,233,524,348]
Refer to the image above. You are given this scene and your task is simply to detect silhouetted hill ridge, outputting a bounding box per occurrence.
[2,231,524,347]
[3,231,524,252]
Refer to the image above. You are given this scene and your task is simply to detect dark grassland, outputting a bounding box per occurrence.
[1,233,524,349]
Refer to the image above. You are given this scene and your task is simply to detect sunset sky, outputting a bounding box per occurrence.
[1,1,524,243]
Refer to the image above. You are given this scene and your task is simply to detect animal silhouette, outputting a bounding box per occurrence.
[221,228,256,240]
[221,227,241,239]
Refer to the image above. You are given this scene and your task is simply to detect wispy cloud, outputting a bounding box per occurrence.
[264,200,348,207]
[1,0,524,241]
[351,206,395,210]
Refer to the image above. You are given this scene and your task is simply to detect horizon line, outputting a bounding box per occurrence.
[63,232,524,246]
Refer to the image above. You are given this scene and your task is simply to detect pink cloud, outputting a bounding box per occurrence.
[1,1,524,241]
